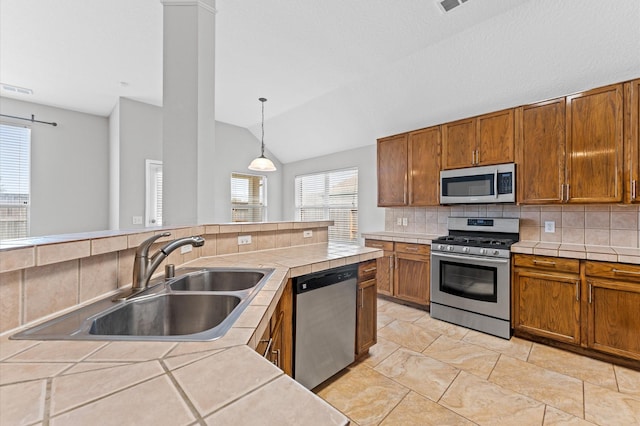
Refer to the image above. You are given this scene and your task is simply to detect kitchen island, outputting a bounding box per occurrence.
[0,223,382,425]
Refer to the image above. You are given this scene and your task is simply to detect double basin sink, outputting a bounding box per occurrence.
[12,267,274,342]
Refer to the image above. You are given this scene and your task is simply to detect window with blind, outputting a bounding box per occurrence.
[231,173,267,222]
[0,124,31,239]
[145,160,163,226]
[295,168,358,244]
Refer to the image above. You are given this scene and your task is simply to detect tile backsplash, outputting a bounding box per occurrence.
[385,204,640,247]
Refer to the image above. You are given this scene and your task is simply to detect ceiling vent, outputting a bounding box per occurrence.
[438,0,469,13]
[1,83,33,95]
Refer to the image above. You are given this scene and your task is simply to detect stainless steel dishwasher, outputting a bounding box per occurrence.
[293,264,358,390]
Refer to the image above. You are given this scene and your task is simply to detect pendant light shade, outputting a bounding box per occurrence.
[248,97,277,172]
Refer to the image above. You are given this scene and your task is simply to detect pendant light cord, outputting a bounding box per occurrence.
[259,97,267,156]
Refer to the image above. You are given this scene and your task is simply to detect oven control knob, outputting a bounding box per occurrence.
[447,245,454,251]
[493,250,500,255]
[462,247,470,253]
[480,248,487,255]
[437,244,444,250]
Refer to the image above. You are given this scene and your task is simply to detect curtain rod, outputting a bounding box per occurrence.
[0,113,57,127]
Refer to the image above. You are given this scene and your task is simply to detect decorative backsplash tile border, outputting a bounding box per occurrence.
[385,205,640,248]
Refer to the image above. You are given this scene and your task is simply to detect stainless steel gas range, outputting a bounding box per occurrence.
[430,217,519,339]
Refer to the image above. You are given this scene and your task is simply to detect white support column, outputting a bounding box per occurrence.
[161,0,216,226]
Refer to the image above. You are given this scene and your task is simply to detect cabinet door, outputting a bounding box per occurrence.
[378,134,408,206]
[356,278,377,357]
[408,126,440,206]
[394,253,429,305]
[273,279,293,376]
[376,251,394,296]
[624,79,640,203]
[513,268,581,345]
[587,278,640,361]
[442,118,476,170]
[516,99,566,204]
[476,109,515,166]
[566,84,624,203]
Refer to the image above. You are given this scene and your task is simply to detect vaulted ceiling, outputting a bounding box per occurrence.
[1,0,638,163]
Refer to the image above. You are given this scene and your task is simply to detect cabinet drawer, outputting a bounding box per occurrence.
[586,261,640,282]
[513,254,579,273]
[358,260,378,280]
[395,242,430,256]
[365,239,394,251]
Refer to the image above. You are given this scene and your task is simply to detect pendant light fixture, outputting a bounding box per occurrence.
[248,97,277,172]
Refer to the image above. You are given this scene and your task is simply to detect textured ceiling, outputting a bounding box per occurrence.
[1,0,639,164]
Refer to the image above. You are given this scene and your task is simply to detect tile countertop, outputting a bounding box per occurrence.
[0,243,382,426]
[363,231,640,265]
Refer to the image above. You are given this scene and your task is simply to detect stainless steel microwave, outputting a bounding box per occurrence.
[440,163,515,204]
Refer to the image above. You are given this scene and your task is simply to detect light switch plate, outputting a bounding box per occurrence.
[303,230,313,238]
[544,221,556,233]
[396,217,402,225]
[402,217,408,226]
[238,235,252,245]
[132,216,143,225]
[180,245,193,254]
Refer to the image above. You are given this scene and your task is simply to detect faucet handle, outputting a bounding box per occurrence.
[136,232,171,257]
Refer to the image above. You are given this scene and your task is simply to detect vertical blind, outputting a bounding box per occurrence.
[231,173,267,222]
[0,124,31,239]
[295,168,358,244]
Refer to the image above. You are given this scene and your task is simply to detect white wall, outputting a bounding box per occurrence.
[281,145,384,242]
[214,122,283,222]
[0,97,109,236]
[116,97,163,229]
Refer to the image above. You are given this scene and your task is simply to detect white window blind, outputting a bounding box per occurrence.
[231,173,267,222]
[295,168,358,244]
[145,160,163,226]
[0,124,31,239]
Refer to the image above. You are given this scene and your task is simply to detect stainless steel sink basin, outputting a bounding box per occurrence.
[11,267,275,342]
[168,269,265,292]
[90,294,241,336]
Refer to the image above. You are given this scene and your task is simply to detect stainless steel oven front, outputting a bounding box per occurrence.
[430,250,511,339]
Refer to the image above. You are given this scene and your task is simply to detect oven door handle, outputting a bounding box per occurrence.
[432,252,510,265]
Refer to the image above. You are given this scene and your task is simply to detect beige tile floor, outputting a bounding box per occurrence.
[315,298,640,426]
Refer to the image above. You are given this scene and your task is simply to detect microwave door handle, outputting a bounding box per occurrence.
[494,169,499,198]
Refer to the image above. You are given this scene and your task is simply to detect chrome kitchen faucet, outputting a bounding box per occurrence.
[117,232,205,300]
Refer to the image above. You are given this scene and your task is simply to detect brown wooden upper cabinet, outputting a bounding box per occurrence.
[625,79,640,203]
[566,83,624,203]
[441,109,515,170]
[377,126,441,207]
[517,83,624,204]
[516,98,566,204]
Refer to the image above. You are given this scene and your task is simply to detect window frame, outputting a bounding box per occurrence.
[231,172,268,222]
[0,123,31,239]
[294,167,358,244]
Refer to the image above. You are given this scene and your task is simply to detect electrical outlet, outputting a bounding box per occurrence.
[544,221,556,233]
[303,230,313,238]
[402,217,408,226]
[237,235,252,245]
[396,217,402,225]
[180,245,193,254]
[132,216,143,225]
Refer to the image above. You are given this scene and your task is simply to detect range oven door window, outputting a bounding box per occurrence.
[439,261,497,303]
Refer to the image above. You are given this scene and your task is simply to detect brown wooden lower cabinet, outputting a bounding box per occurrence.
[512,255,640,364]
[585,261,640,361]
[256,279,293,376]
[365,239,430,307]
[512,255,581,344]
[356,260,378,358]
